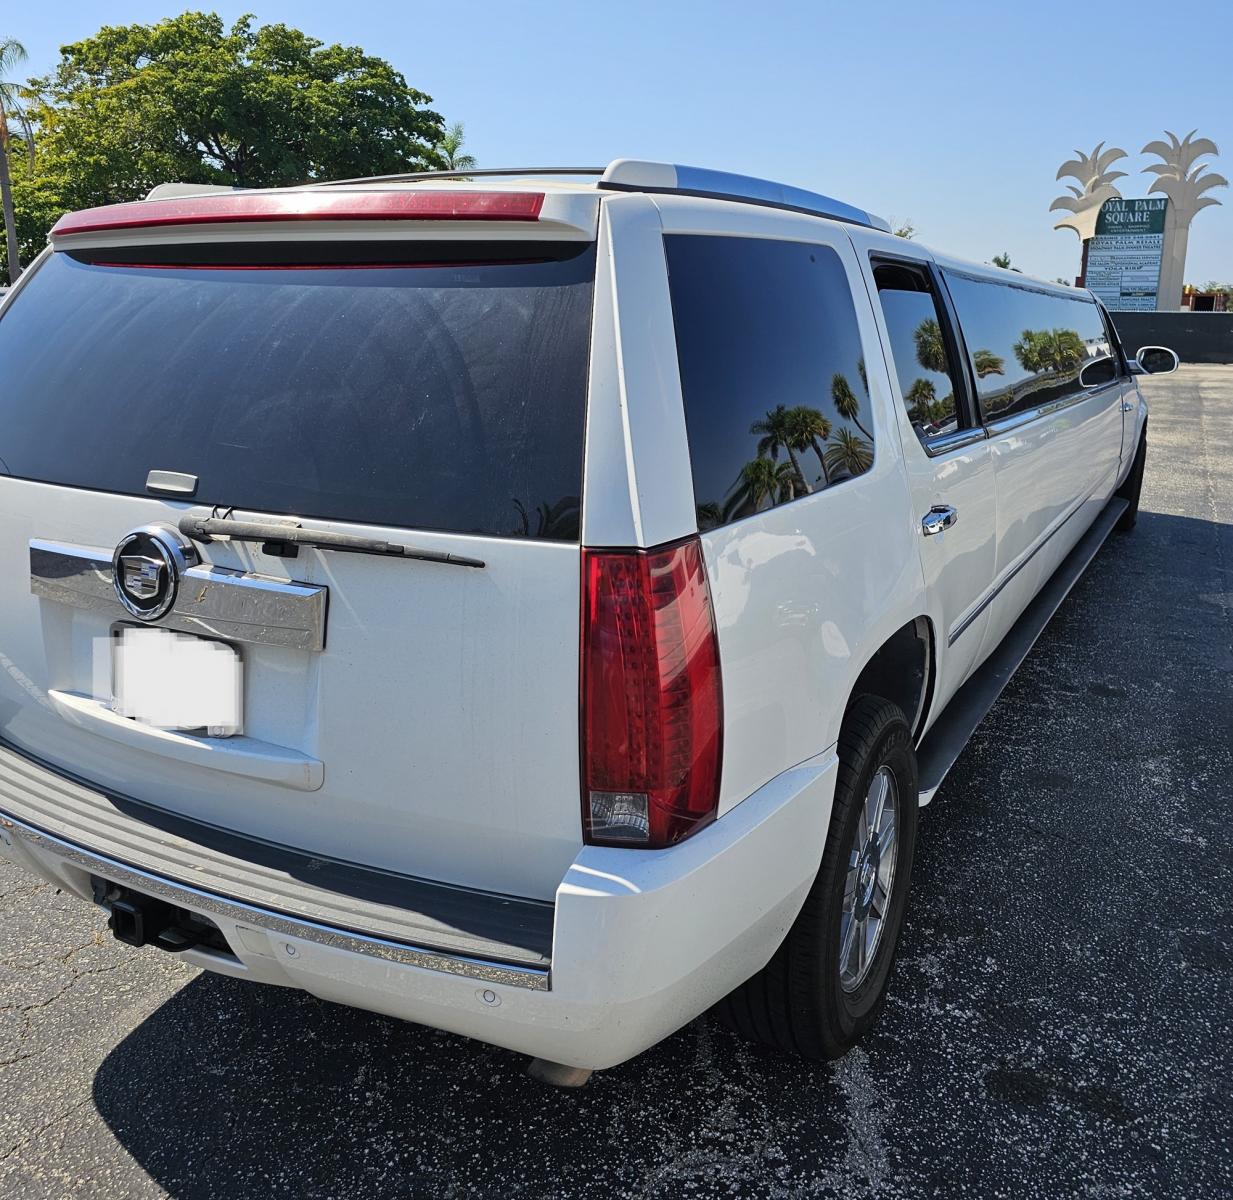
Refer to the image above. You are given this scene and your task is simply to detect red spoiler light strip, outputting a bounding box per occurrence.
[52,190,545,237]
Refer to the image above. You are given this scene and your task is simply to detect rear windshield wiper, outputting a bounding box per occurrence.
[178,515,486,569]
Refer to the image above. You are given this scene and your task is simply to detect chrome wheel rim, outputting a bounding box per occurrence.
[839,765,899,993]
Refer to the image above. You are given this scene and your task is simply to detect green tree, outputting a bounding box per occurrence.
[0,37,34,282]
[728,457,798,516]
[439,121,476,171]
[751,404,813,494]
[786,404,833,487]
[824,427,874,479]
[905,378,942,426]
[831,373,873,442]
[1013,327,1086,374]
[912,318,948,375]
[972,348,1005,378]
[889,216,915,239]
[13,12,446,260]
[992,251,1012,269]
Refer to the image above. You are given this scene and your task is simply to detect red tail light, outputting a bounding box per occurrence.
[51,190,545,237]
[581,537,723,848]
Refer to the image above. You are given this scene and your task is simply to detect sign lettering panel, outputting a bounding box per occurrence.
[1086,197,1168,312]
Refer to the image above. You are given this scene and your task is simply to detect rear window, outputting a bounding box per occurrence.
[664,235,873,533]
[0,247,595,540]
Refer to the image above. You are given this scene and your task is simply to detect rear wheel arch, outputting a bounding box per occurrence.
[845,616,935,742]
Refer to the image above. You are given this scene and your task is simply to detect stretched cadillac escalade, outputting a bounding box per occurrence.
[0,161,1176,1085]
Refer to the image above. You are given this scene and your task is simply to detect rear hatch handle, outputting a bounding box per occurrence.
[178,515,486,569]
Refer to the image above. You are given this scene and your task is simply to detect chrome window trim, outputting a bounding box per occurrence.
[982,382,1117,438]
[923,426,988,457]
[0,809,550,992]
[29,539,328,652]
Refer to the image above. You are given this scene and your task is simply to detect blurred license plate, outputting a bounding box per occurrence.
[111,627,243,736]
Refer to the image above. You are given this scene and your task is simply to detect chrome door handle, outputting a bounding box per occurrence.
[1120,401,1135,412]
[921,505,958,536]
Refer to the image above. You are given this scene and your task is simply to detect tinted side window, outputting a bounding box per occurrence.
[873,262,962,441]
[664,236,873,532]
[943,272,1113,421]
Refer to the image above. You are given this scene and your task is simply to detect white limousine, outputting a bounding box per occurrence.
[0,161,1176,1085]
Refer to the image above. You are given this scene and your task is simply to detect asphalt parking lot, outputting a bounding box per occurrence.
[2,366,1230,1199]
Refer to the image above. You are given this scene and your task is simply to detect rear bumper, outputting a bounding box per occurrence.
[0,745,836,1070]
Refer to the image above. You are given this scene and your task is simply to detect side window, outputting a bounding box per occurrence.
[873,262,963,441]
[664,235,874,533]
[943,272,1116,422]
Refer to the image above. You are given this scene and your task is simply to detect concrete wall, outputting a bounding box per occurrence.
[1111,312,1233,364]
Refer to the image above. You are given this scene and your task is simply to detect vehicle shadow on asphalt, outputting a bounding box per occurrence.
[89,971,865,1198]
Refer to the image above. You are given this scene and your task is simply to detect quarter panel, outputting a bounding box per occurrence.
[580,196,696,549]
[644,200,925,813]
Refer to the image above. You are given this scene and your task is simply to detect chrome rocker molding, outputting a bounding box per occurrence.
[30,538,328,652]
[0,808,550,992]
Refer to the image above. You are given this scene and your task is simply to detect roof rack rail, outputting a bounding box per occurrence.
[309,159,891,232]
[597,160,891,232]
[313,167,605,188]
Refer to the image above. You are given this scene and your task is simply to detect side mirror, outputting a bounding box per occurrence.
[1135,346,1179,375]
[1079,355,1118,388]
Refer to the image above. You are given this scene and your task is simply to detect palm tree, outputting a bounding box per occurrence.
[972,348,1005,378]
[1142,130,1227,308]
[0,37,35,283]
[904,378,938,426]
[770,458,801,504]
[786,404,833,487]
[439,122,476,172]
[912,318,948,375]
[729,457,786,516]
[831,372,873,442]
[1012,327,1085,375]
[824,428,873,479]
[750,404,813,494]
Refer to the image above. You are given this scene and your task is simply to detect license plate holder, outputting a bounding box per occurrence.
[110,625,243,737]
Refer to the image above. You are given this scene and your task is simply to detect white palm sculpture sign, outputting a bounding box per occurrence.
[1051,142,1129,242]
[1142,130,1227,309]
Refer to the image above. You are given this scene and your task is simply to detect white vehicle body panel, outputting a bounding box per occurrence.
[0,478,585,900]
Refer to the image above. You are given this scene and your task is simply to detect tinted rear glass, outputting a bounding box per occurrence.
[0,248,595,540]
[664,235,873,532]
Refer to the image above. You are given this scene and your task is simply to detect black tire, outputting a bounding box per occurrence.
[715,695,918,1059]
[1115,421,1147,533]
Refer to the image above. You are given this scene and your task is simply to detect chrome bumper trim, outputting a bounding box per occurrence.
[0,810,551,992]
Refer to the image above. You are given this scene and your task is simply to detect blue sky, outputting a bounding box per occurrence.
[16,0,1233,284]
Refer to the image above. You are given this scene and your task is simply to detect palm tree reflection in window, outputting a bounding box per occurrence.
[913,318,947,376]
[750,404,817,495]
[973,348,1006,378]
[900,314,1006,436]
[825,428,874,479]
[696,370,875,530]
[831,374,873,442]
[1013,328,1085,374]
